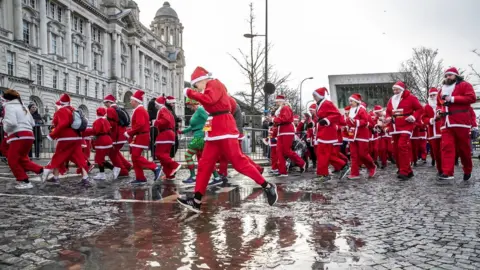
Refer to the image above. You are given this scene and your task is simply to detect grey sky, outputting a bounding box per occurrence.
[136,0,480,104]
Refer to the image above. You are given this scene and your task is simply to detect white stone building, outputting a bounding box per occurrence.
[0,0,185,120]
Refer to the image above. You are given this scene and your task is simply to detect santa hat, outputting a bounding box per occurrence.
[309,104,316,111]
[131,90,144,103]
[191,66,212,86]
[275,95,285,102]
[96,107,107,117]
[313,87,328,99]
[155,96,167,106]
[344,106,351,111]
[373,105,383,113]
[166,96,176,104]
[103,94,116,103]
[429,88,439,95]
[58,93,71,105]
[293,115,300,121]
[392,81,406,91]
[445,67,459,76]
[349,93,362,104]
[55,100,61,106]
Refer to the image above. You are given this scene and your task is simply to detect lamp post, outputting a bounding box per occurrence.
[299,77,314,114]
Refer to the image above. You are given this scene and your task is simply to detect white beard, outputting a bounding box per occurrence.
[442,84,455,96]
[392,91,403,110]
[349,107,359,118]
[428,98,437,109]
[275,106,282,116]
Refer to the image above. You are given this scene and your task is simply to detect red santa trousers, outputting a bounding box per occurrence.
[429,138,442,173]
[350,141,375,177]
[277,135,305,174]
[155,144,180,177]
[411,139,427,162]
[378,137,392,167]
[8,139,43,181]
[94,147,122,169]
[316,143,346,176]
[270,146,278,170]
[130,146,157,181]
[392,134,413,176]
[82,140,91,161]
[441,127,472,176]
[195,138,266,195]
[334,145,348,163]
[113,144,132,175]
[369,140,379,163]
[46,141,88,172]
[217,141,262,176]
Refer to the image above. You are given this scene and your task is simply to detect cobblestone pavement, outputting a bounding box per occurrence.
[0,160,479,269]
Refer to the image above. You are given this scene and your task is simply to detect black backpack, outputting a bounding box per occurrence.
[115,107,130,127]
[71,109,88,132]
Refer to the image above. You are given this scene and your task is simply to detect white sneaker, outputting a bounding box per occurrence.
[41,169,51,182]
[93,173,106,180]
[15,182,33,189]
[113,167,121,180]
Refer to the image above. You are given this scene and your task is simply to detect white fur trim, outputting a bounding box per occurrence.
[191,74,212,86]
[155,101,165,107]
[184,88,190,97]
[275,98,285,102]
[103,99,115,103]
[356,120,360,127]
[47,135,53,141]
[124,132,130,139]
[6,136,35,143]
[349,97,361,103]
[428,135,441,140]
[204,133,239,141]
[393,85,405,91]
[445,71,458,76]
[95,145,113,149]
[155,140,175,144]
[129,144,149,149]
[57,137,83,142]
[131,96,143,103]
[59,101,70,105]
[316,139,338,144]
[430,118,435,125]
[277,132,296,136]
[450,96,455,103]
[373,109,383,113]
[389,130,412,135]
[354,138,370,142]
[113,141,128,145]
[166,99,176,104]
[313,91,324,99]
[324,118,330,126]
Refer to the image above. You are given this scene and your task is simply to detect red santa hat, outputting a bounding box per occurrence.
[96,107,107,117]
[429,87,439,95]
[349,93,362,104]
[166,96,176,104]
[309,104,316,111]
[55,100,61,106]
[373,105,383,113]
[293,115,300,121]
[58,93,71,105]
[155,96,167,106]
[392,81,406,91]
[191,66,212,86]
[275,95,285,102]
[313,87,328,99]
[103,94,116,103]
[131,90,144,103]
[444,67,459,76]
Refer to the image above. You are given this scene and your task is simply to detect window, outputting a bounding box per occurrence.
[63,73,68,90]
[121,63,126,78]
[50,2,55,18]
[73,17,78,31]
[75,77,80,94]
[53,70,58,89]
[95,83,99,99]
[145,76,150,89]
[57,6,62,22]
[154,78,158,92]
[169,29,174,44]
[161,29,165,41]
[102,85,106,99]
[23,21,30,44]
[51,33,57,54]
[23,0,35,8]
[79,19,83,34]
[7,52,15,76]
[74,44,79,62]
[93,53,101,71]
[84,79,88,95]
[36,65,43,85]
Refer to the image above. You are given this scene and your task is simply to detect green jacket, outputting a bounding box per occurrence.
[182,106,208,138]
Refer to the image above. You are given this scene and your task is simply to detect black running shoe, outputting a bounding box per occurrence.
[408,172,414,178]
[397,174,409,181]
[263,183,278,206]
[464,174,472,181]
[177,197,201,213]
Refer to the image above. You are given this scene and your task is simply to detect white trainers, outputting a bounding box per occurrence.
[112,167,121,180]
[15,182,33,189]
[41,169,51,183]
[93,173,106,180]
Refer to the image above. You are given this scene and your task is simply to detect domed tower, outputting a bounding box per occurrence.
[151,2,183,49]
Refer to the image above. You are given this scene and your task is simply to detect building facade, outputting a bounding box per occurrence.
[328,72,405,109]
[0,0,185,120]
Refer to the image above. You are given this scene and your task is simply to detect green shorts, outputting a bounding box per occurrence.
[188,137,205,151]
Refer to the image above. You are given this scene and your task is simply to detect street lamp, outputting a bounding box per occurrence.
[299,77,314,114]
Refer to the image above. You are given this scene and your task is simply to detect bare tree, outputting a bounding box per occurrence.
[469,49,480,84]
[392,47,444,103]
[230,3,290,112]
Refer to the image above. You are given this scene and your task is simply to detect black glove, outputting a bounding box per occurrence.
[319,119,328,126]
[307,122,314,128]
[268,122,274,127]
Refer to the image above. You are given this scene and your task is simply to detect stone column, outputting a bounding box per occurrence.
[13,0,23,41]
[131,44,139,85]
[112,32,121,78]
[150,61,154,92]
[139,52,145,89]
[39,0,47,54]
[103,31,109,75]
[65,9,72,63]
[85,20,91,69]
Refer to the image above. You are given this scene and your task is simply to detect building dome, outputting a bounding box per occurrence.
[155,2,178,19]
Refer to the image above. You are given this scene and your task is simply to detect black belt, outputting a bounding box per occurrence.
[392,113,412,118]
[440,109,469,117]
[158,128,173,132]
[209,110,230,116]
[97,133,109,136]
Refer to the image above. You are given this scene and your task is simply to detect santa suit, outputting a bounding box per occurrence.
[154,106,180,178]
[437,79,476,176]
[410,119,427,163]
[315,99,347,176]
[334,116,348,163]
[185,79,266,195]
[45,106,88,172]
[346,106,376,176]
[83,116,122,169]
[107,105,132,175]
[126,105,157,181]
[269,124,278,170]
[422,103,442,173]
[377,118,392,168]
[385,90,423,176]
[274,104,305,174]
[368,111,380,163]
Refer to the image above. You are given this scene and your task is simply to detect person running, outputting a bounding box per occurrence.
[2,89,43,189]
[178,66,278,213]
[422,88,442,175]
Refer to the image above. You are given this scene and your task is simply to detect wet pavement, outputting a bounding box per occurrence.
[0,160,480,269]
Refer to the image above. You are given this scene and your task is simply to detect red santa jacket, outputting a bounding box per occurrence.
[83,117,113,149]
[411,120,427,140]
[274,105,295,136]
[385,90,423,135]
[48,106,82,142]
[154,106,175,144]
[107,104,127,145]
[437,79,476,129]
[268,124,278,146]
[185,79,239,141]
[312,99,341,144]
[126,105,150,149]
[422,104,441,140]
[368,111,379,141]
[346,106,370,142]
